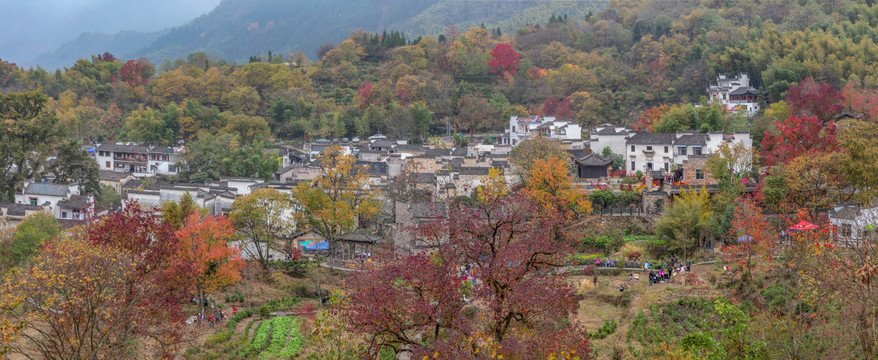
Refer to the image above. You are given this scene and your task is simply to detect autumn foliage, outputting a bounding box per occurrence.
[525,156,593,220]
[343,195,591,359]
[174,214,244,307]
[0,203,244,359]
[487,43,521,77]
[759,115,838,167]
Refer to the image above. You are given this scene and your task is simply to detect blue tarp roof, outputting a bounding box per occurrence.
[304,241,329,251]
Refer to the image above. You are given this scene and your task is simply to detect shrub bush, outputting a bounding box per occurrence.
[268,260,315,278]
[620,243,644,260]
[590,319,618,339]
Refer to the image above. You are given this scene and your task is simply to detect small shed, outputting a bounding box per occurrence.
[575,154,612,179]
[334,233,381,263]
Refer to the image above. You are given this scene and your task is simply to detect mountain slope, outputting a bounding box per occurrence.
[135,0,439,64]
[133,0,608,64]
[28,31,167,70]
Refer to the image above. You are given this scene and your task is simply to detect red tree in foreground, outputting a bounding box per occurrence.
[343,195,591,359]
[1,203,194,358]
[487,43,522,77]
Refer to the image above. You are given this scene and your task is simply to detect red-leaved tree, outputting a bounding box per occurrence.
[760,115,838,167]
[343,195,591,359]
[0,202,193,358]
[785,78,843,122]
[723,197,775,282]
[542,97,572,119]
[487,43,522,77]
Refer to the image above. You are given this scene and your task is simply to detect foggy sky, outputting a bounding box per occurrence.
[0,0,222,65]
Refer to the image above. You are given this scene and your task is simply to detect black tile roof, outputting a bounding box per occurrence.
[458,167,491,176]
[356,161,387,177]
[626,132,677,145]
[674,134,709,146]
[337,233,381,243]
[370,140,395,148]
[833,207,861,220]
[728,87,758,95]
[23,183,68,197]
[58,195,91,209]
[96,143,149,153]
[0,202,44,216]
[575,154,612,167]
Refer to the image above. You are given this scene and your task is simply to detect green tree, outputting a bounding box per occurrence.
[229,188,292,269]
[656,187,712,261]
[49,141,100,196]
[161,192,205,231]
[0,92,61,201]
[600,146,624,172]
[0,212,60,270]
[94,185,121,212]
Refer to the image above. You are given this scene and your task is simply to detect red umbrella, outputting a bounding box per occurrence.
[788,220,819,231]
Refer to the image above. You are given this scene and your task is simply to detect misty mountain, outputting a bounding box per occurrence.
[135,0,439,64]
[29,31,167,70]
[133,0,605,65]
[0,0,221,66]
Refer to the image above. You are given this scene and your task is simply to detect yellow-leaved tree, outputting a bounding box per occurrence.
[292,146,380,257]
[475,167,508,206]
[525,156,592,220]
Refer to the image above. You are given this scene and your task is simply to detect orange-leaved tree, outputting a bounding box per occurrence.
[725,197,775,282]
[175,214,244,309]
[525,156,592,220]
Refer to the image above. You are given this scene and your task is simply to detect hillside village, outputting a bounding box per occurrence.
[5,0,878,357]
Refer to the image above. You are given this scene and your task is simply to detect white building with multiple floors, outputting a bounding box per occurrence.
[501,116,582,146]
[589,124,633,157]
[708,73,760,116]
[95,143,185,177]
[594,131,752,174]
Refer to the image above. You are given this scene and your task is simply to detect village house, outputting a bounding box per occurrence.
[95,143,185,177]
[0,203,50,228]
[708,73,759,116]
[589,125,632,158]
[575,154,613,179]
[99,170,136,195]
[830,204,878,246]
[501,116,583,146]
[626,132,677,173]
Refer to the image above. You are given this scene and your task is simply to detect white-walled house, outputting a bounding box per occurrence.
[13,183,93,220]
[15,183,72,208]
[589,125,632,157]
[625,132,677,173]
[708,73,760,116]
[501,116,582,146]
[591,130,753,174]
[830,205,878,245]
[95,143,185,177]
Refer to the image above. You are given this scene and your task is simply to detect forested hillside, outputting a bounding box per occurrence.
[4,0,878,183]
[136,0,439,64]
[132,0,604,64]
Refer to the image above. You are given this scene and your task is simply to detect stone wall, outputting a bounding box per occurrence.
[681,155,714,185]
